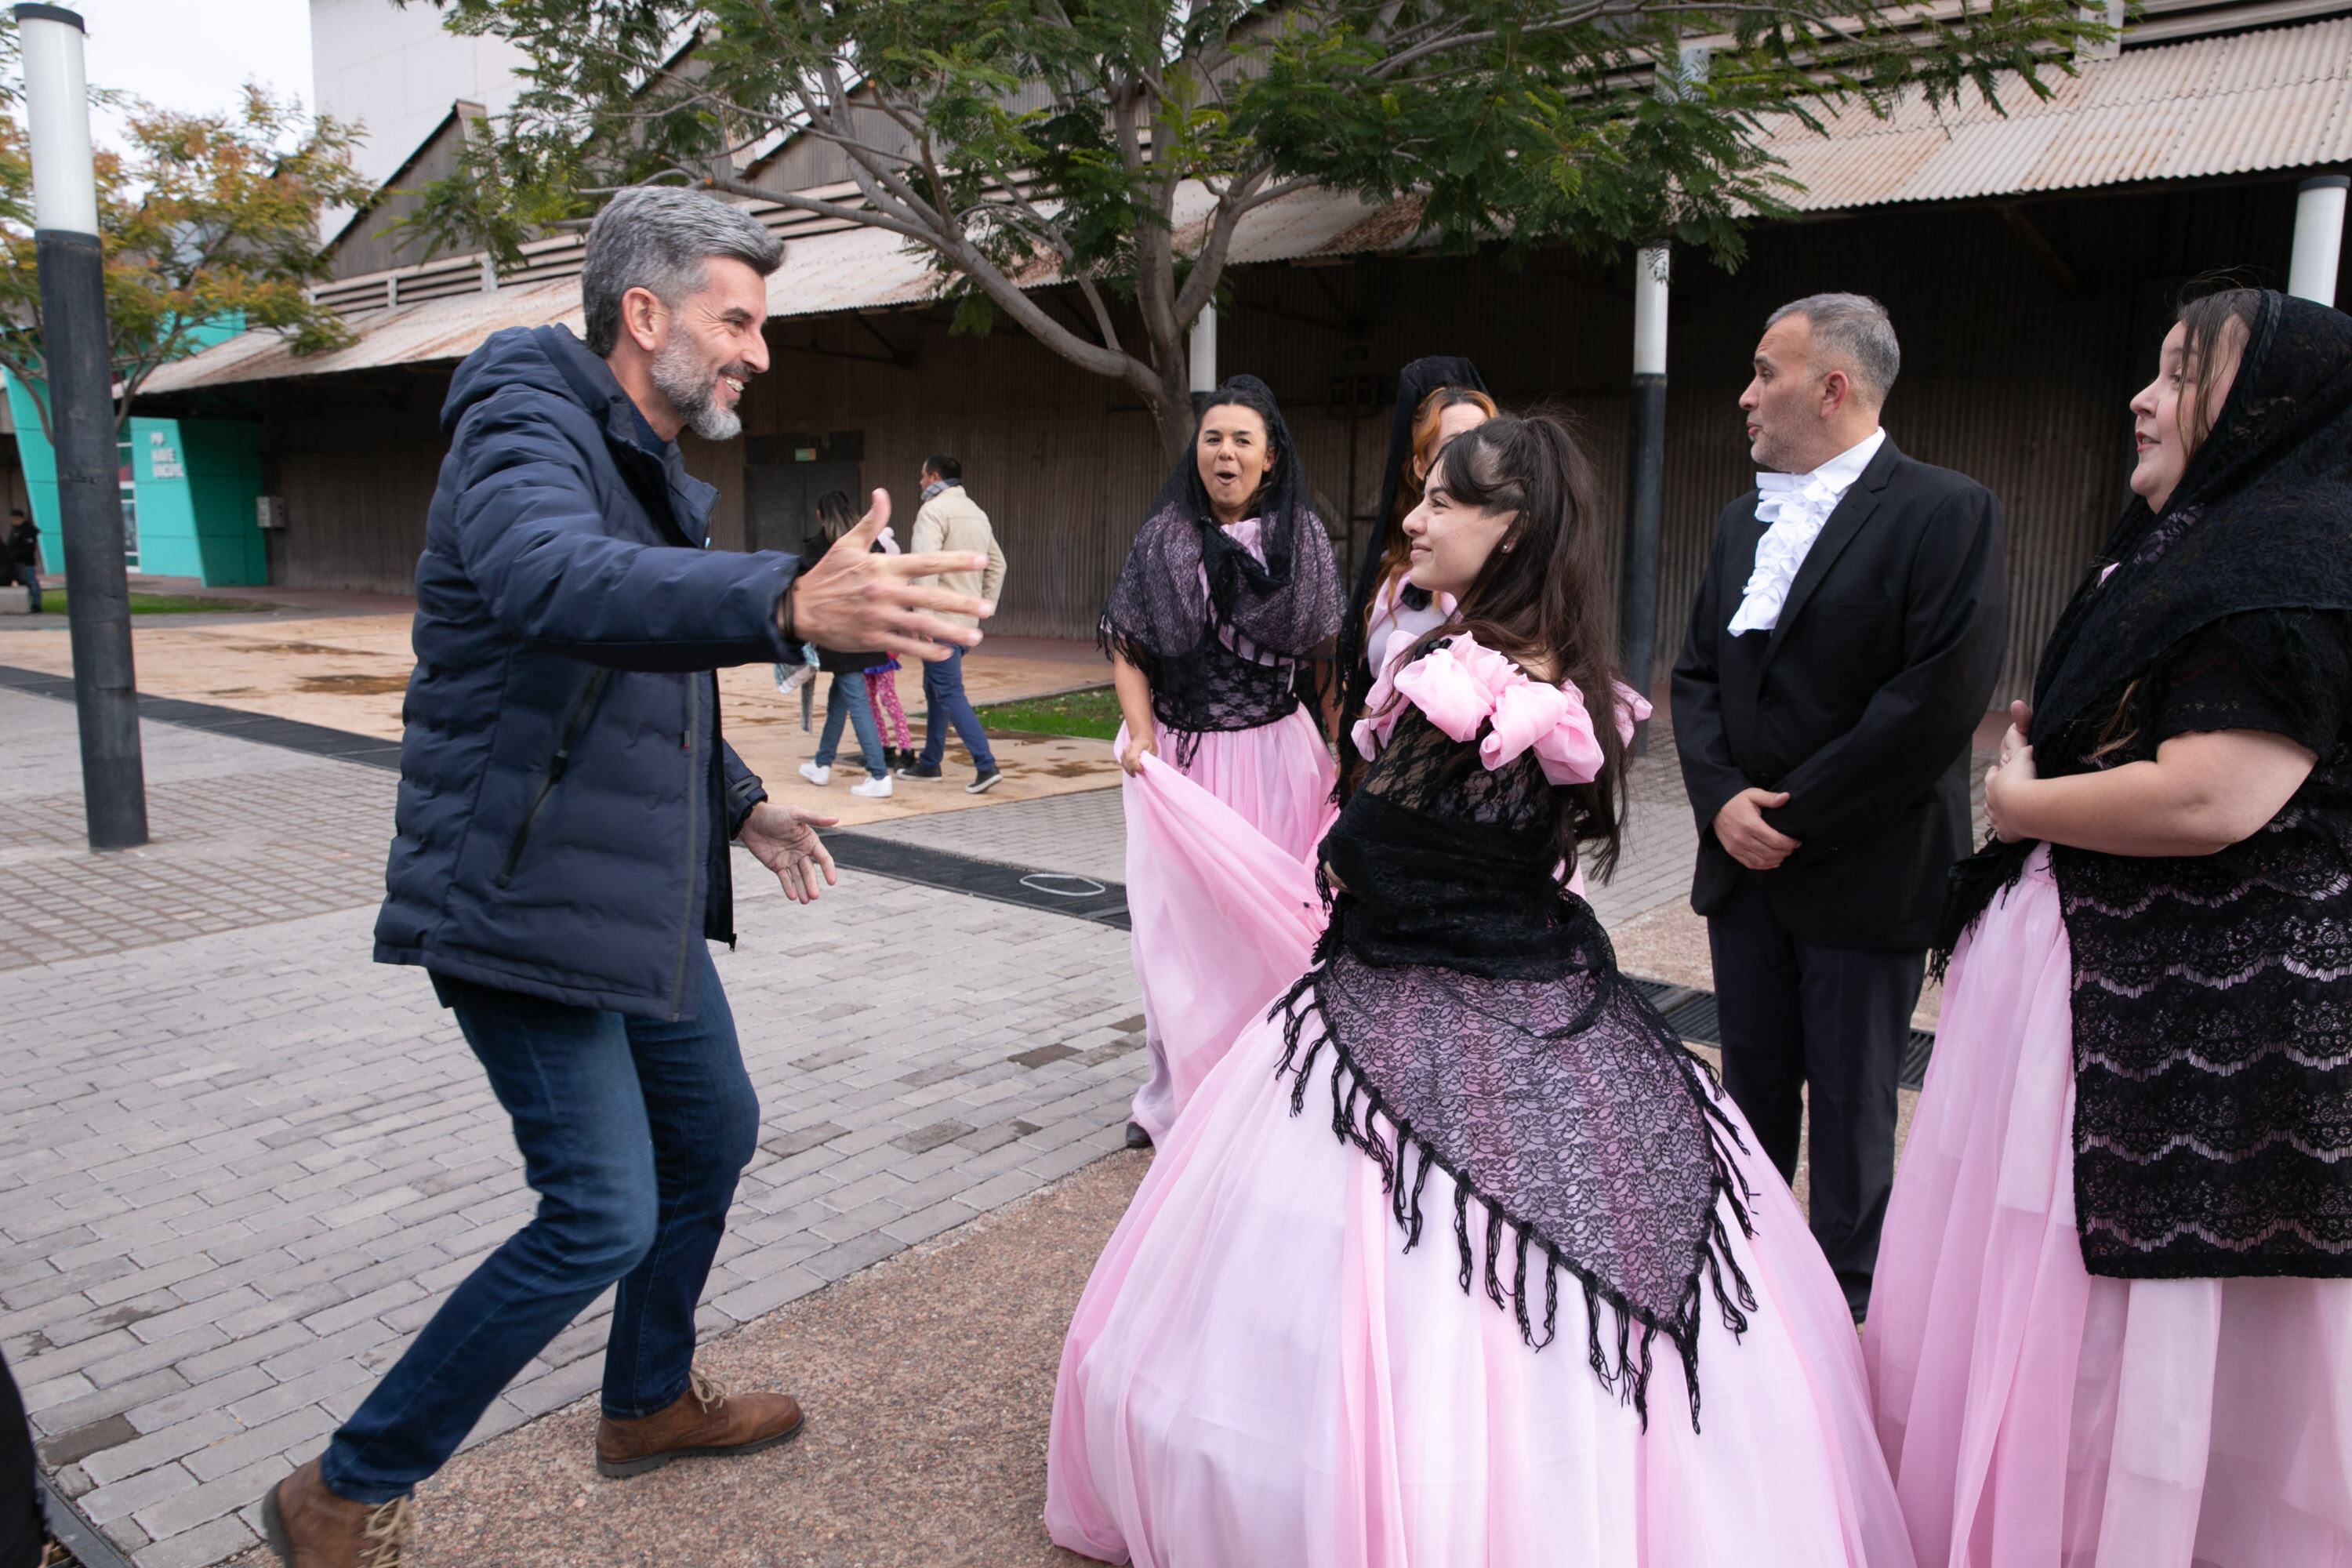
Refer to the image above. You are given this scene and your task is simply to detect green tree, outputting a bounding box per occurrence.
[0,20,372,442]
[416,0,2104,463]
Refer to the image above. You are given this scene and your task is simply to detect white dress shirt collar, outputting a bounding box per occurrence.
[1728,427,1889,636]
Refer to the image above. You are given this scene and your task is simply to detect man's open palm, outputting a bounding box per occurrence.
[786,490,992,660]
[740,801,838,905]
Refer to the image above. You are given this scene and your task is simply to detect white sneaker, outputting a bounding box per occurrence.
[849,774,894,799]
[797,761,832,786]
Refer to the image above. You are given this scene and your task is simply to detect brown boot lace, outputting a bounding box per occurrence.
[687,1368,730,1412]
[361,1496,415,1568]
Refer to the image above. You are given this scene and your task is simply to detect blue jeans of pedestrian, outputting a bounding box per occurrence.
[813,670,887,778]
[321,946,759,1503]
[919,645,995,771]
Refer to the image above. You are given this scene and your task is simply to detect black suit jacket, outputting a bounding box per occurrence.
[1671,437,2006,951]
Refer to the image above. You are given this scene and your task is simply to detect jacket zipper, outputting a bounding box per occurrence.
[495,670,610,888]
[670,680,702,1020]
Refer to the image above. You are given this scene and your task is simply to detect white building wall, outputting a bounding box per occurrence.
[310,0,527,191]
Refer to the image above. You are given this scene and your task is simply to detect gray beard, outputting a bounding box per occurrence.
[652,334,742,441]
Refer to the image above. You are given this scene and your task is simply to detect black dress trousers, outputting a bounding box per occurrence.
[1706,868,1926,1321]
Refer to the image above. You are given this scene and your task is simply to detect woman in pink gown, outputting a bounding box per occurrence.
[1334,358,1497,800]
[1050,415,1913,1567]
[1865,288,2352,1566]
[1102,376,1344,1145]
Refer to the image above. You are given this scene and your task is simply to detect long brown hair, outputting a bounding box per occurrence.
[1404,412,1628,878]
[1365,385,1497,633]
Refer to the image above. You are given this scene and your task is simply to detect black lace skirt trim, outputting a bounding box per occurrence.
[1267,926,1760,1432]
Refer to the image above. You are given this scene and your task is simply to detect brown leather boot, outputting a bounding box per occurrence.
[595,1368,804,1479]
[258,1458,415,1567]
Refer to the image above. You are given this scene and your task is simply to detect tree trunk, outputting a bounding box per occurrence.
[1149,360,1195,473]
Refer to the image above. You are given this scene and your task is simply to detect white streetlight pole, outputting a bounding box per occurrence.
[15,2,147,848]
[2289,175,2347,307]
[1189,302,1218,408]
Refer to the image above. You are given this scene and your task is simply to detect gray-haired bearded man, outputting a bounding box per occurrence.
[260,187,993,1567]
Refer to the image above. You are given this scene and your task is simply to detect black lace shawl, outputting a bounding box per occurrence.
[1098,376,1342,759]
[1940,291,2352,1279]
[1275,681,1756,1428]
[1333,356,1490,801]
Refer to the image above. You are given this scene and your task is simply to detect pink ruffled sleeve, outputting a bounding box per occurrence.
[1358,635,1651,789]
[1389,641,1496,743]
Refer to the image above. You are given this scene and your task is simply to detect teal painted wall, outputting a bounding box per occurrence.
[151,420,265,585]
[3,373,60,574]
[5,339,267,586]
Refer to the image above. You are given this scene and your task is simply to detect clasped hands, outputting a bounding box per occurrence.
[1714,786,1799,872]
[1984,699,2038,844]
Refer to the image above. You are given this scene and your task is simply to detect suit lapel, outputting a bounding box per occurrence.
[1759,437,1903,670]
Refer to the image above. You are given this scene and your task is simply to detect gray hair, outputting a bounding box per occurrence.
[581,187,784,357]
[1766,292,1900,405]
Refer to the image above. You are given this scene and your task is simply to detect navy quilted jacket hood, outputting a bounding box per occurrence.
[374,324,800,1018]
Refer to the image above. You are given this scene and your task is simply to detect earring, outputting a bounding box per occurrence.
[1502,543,1515,554]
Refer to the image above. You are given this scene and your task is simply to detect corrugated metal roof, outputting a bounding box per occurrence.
[1758,14,2352,209]
[147,16,2350,392]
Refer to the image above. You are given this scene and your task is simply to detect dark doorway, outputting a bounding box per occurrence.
[745,433,865,554]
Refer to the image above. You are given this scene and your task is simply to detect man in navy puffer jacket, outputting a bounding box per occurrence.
[263,189,990,1567]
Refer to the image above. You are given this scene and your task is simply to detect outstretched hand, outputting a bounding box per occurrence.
[739,800,839,904]
[783,490,992,662]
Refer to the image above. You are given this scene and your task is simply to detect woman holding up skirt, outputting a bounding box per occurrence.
[1050,414,1912,1567]
[1101,376,1344,1146]
[1865,288,2352,1566]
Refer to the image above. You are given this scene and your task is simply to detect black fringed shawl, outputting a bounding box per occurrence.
[1333,356,1491,801]
[1939,292,2352,1279]
[1276,654,1756,1427]
[1098,376,1341,761]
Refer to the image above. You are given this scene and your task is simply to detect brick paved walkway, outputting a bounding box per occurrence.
[0,691,396,972]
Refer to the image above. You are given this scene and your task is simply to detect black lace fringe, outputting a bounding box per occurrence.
[1930,833,2039,981]
[1270,948,1760,1432]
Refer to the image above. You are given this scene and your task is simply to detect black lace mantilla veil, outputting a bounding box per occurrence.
[1276,641,1758,1428]
[1940,291,2352,1279]
[1097,376,1343,762]
[1333,356,1492,800]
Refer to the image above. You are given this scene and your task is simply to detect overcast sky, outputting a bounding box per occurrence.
[71,0,316,151]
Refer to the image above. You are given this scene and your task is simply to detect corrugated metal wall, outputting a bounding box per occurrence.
[216,176,2327,710]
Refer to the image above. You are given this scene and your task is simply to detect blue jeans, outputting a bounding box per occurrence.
[813,671,887,778]
[321,946,759,1503]
[919,646,995,771]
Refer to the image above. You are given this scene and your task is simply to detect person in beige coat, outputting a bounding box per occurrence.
[901,455,1010,790]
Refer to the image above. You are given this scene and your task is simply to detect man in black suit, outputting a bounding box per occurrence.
[1671,293,2005,1320]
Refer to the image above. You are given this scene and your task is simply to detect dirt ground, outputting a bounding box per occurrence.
[226,1157,1152,1568]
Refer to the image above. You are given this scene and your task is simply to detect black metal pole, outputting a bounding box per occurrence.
[17,3,146,849]
[1620,372,1666,726]
[1619,241,1670,755]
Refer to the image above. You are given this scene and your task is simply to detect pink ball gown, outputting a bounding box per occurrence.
[1863,846,2352,1566]
[1051,635,1912,1567]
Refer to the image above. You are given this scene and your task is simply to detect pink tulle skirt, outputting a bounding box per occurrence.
[1864,847,2352,1567]
[1120,708,1337,1138]
[1047,972,1915,1566]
